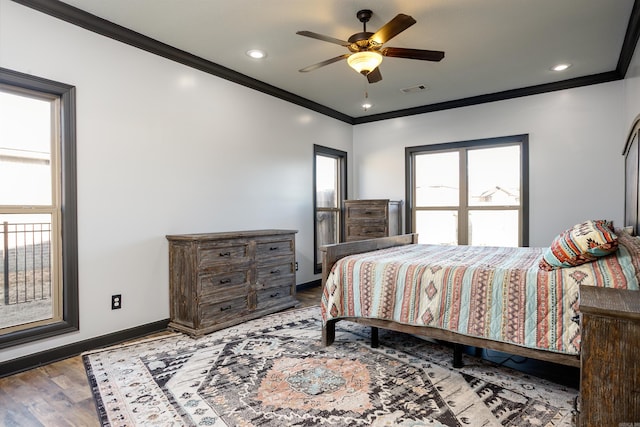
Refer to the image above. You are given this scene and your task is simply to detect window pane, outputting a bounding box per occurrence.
[416,210,458,245]
[0,70,78,349]
[468,210,519,247]
[314,145,346,274]
[316,210,339,261]
[468,145,520,207]
[0,213,54,329]
[316,155,338,208]
[415,151,459,207]
[0,91,52,205]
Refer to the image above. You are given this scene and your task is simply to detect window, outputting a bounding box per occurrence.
[0,68,78,349]
[313,145,346,274]
[406,135,528,246]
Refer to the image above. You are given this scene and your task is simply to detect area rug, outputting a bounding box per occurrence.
[83,306,577,426]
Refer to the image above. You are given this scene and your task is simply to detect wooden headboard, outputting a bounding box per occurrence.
[624,114,640,235]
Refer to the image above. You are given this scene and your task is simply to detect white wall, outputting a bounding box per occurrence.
[353,82,626,247]
[0,1,352,362]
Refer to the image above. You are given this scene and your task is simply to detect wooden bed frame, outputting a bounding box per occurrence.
[320,234,582,368]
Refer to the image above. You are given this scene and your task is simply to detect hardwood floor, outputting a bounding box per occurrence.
[0,285,324,426]
[0,357,101,426]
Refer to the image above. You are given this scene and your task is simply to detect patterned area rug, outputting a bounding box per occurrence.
[83,306,577,426]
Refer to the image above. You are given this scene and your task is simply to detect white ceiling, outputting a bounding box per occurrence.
[51,0,638,120]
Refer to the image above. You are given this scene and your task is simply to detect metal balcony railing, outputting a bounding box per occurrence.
[1,222,52,306]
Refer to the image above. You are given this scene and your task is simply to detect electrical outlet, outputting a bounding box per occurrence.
[111,294,122,310]
[295,262,298,271]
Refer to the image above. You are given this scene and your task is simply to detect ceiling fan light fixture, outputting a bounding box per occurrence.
[347,51,383,74]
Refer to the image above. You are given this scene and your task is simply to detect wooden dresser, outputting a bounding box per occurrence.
[166,229,298,336]
[344,199,402,242]
[579,285,640,426]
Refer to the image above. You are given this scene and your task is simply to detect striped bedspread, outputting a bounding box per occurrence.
[321,231,640,355]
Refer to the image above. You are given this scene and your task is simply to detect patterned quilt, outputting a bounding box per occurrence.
[321,231,640,355]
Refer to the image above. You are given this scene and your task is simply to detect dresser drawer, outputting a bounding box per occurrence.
[346,224,388,240]
[198,242,249,269]
[257,286,294,309]
[256,261,295,289]
[256,238,294,261]
[198,270,249,298]
[199,297,249,328]
[346,205,387,220]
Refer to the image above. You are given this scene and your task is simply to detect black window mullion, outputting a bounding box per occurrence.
[313,145,347,274]
[406,134,528,247]
[0,68,78,349]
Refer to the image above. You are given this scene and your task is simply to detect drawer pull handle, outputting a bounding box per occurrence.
[270,292,280,298]
[220,305,232,311]
[219,252,231,257]
[269,246,279,251]
[270,269,280,274]
[220,278,231,284]
[365,211,373,215]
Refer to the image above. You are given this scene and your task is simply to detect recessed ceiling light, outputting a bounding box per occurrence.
[246,49,267,59]
[551,63,571,72]
[362,102,373,111]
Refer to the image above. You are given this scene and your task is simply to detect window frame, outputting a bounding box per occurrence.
[0,68,78,349]
[405,134,529,246]
[313,144,347,274]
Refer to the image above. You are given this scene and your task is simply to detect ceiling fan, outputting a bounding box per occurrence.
[296,9,444,84]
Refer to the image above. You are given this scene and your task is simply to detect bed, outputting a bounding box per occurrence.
[320,119,640,370]
[320,228,640,368]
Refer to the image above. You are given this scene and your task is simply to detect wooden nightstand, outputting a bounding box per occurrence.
[579,285,640,426]
[344,199,402,242]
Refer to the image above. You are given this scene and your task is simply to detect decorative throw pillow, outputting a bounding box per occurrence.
[539,220,618,271]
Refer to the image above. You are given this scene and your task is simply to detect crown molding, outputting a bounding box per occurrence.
[10,0,354,124]
[353,71,621,124]
[11,0,640,125]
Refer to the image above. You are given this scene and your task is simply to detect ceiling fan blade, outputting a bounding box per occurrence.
[299,54,350,72]
[366,67,382,83]
[296,31,351,47]
[381,47,445,61]
[370,14,416,45]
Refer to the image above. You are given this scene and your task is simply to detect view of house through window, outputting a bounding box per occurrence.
[0,87,61,334]
[313,145,346,273]
[408,136,528,247]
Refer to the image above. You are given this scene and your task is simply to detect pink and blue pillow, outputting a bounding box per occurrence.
[539,219,618,271]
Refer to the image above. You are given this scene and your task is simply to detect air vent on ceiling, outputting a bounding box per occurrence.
[400,84,429,94]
